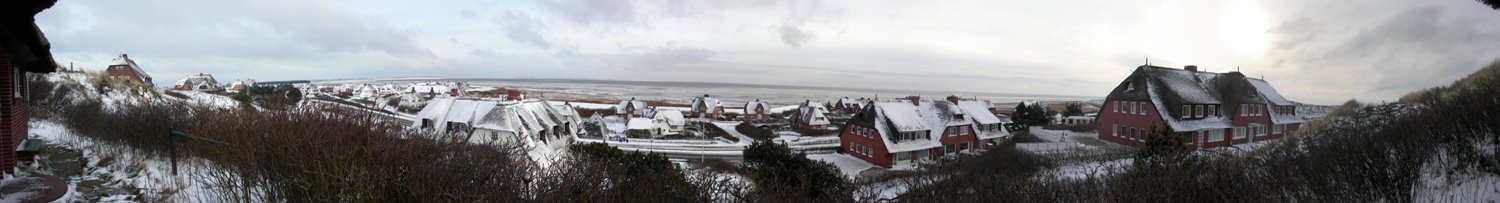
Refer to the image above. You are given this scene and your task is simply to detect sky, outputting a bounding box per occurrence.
[33,0,1500,105]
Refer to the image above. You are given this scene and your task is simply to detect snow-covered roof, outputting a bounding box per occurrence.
[471,99,576,136]
[870,101,938,153]
[415,98,579,138]
[627,118,654,130]
[1143,66,1224,104]
[957,100,1002,124]
[875,102,927,132]
[1247,78,1293,106]
[856,98,1009,153]
[744,100,769,113]
[837,97,864,107]
[654,110,686,125]
[173,73,220,88]
[1145,76,1235,131]
[615,99,648,115]
[798,101,832,125]
[108,54,152,80]
[691,95,721,112]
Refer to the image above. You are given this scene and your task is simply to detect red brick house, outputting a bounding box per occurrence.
[616,97,648,118]
[833,97,864,114]
[688,94,724,119]
[743,99,770,122]
[1097,65,1303,150]
[789,100,831,131]
[105,53,152,85]
[839,96,1009,168]
[0,0,59,179]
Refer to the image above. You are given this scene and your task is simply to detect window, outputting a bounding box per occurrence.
[1195,105,1205,118]
[1138,102,1147,115]
[1234,127,1247,139]
[945,144,956,154]
[1114,101,1120,113]
[1209,129,1225,142]
[1212,105,1220,117]
[1113,125,1119,137]
[1129,102,1136,114]
[1182,105,1191,119]
[960,142,971,152]
[14,69,23,98]
[1258,125,1268,136]
[959,127,969,135]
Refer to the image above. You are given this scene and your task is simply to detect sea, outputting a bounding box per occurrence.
[390,78,1101,107]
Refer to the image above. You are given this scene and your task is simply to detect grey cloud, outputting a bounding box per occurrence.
[776,25,815,48]
[1265,1,1500,101]
[538,0,640,25]
[38,0,431,59]
[496,12,553,49]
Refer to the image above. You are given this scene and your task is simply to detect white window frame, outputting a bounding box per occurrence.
[1195,105,1205,118]
[1114,101,1120,113]
[1138,102,1147,115]
[1182,105,1191,119]
[1113,125,1119,137]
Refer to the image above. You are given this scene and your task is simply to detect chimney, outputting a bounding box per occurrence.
[703,94,710,98]
[121,53,128,58]
[907,96,921,106]
[1185,65,1199,72]
[506,90,523,101]
[946,95,961,105]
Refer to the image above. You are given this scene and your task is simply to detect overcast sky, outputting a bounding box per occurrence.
[34,0,1500,104]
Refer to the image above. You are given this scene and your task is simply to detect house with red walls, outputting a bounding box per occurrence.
[743,99,770,122]
[789,100,831,131]
[1,0,60,180]
[689,94,725,119]
[838,95,1009,168]
[1096,65,1304,150]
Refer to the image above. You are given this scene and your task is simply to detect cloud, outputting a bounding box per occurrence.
[495,12,553,49]
[1263,1,1500,102]
[776,25,815,48]
[37,0,431,59]
[538,0,640,26]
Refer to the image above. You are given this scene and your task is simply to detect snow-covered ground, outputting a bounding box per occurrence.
[30,119,247,202]
[807,154,877,179]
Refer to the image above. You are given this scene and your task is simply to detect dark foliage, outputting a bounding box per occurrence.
[1063,102,1085,117]
[735,122,776,140]
[740,141,850,202]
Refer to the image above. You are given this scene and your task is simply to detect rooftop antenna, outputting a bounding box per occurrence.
[1237,66,1241,72]
[1145,58,1150,66]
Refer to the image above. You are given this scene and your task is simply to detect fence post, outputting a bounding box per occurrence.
[168,127,178,176]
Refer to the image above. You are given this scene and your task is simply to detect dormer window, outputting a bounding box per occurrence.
[1125,82,1135,92]
[954,113,964,120]
[1195,105,1205,118]
[1181,105,1191,119]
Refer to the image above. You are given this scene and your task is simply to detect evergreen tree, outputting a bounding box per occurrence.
[1134,123,1193,170]
[741,140,849,201]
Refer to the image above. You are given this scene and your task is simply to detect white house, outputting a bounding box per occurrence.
[172,73,222,92]
[652,109,686,135]
[413,97,582,145]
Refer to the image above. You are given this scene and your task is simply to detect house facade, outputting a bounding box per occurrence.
[839,96,1009,168]
[105,53,152,85]
[789,100,831,131]
[743,99,770,122]
[1,0,59,179]
[616,97,649,118]
[1097,65,1303,149]
[833,97,865,114]
[689,94,724,119]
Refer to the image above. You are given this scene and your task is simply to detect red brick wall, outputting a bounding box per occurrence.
[840,123,892,168]
[937,125,979,154]
[105,65,148,84]
[0,48,23,175]
[1096,99,1167,147]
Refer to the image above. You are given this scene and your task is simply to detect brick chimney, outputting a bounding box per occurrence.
[506,90,523,101]
[1185,65,1198,72]
[946,95,961,105]
[907,96,921,106]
